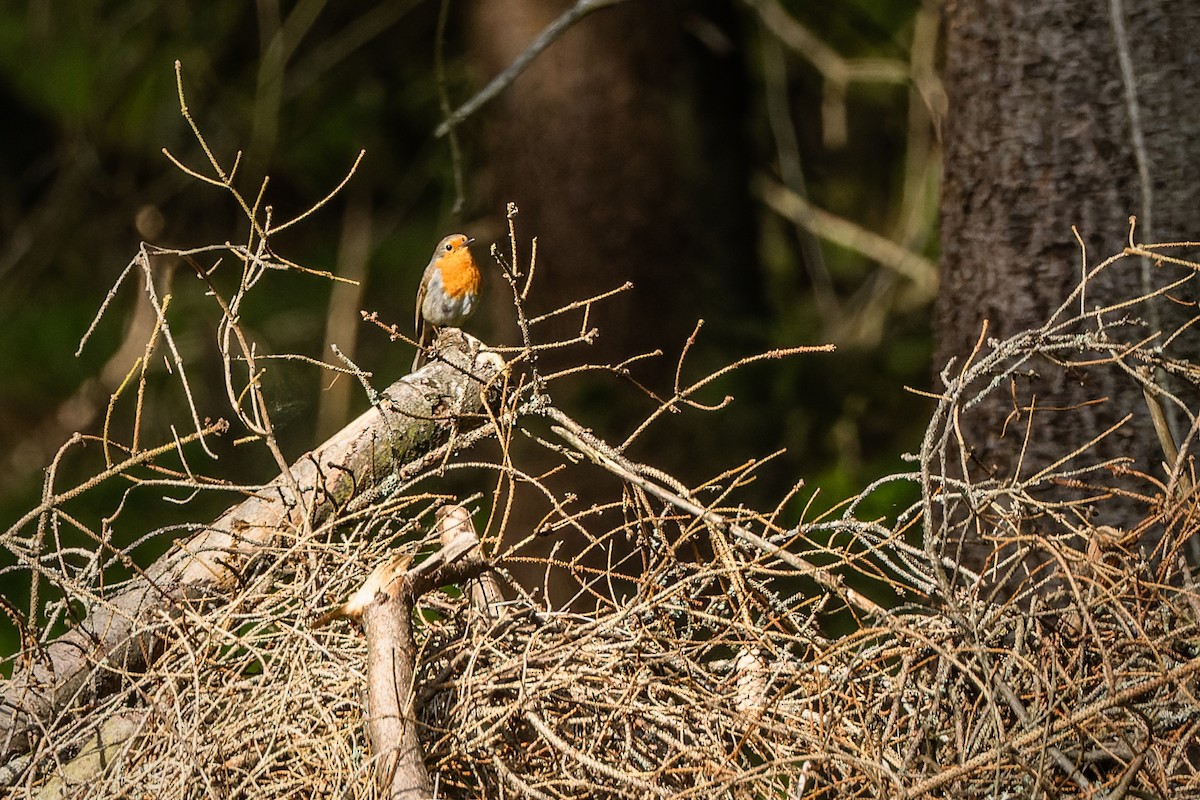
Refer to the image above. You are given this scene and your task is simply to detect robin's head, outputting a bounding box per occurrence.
[435,233,474,260]
[433,233,480,296]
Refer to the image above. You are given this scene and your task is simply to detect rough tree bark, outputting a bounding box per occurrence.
[936,0,1200,548]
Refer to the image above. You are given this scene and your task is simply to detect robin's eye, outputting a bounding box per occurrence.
[444,243,453,252]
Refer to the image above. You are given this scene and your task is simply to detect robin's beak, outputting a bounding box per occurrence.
[466,237,476,245]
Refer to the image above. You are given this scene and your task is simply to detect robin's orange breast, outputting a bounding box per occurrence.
[438,249,480,300]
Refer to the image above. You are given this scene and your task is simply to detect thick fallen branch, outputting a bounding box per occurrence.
[344,505,493,800]
[0,331,503,764]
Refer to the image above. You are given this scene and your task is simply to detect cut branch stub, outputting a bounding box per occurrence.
[351,505,493,800]
[436,504,505,618]
[0,331,503,764]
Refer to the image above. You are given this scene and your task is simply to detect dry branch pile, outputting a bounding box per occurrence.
[4,89,1200,796]
[3,233,1200,799]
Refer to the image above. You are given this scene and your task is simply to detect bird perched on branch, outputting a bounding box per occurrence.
[412,233,480,370]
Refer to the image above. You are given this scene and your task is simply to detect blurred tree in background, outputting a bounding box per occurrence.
[938,0,1200,552]
[0,0,939,650]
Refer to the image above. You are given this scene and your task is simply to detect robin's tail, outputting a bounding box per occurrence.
[411,322,434,372]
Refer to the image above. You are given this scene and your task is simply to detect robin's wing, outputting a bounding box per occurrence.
[414,267,429,335]
[412,265,432,371]
[412,321,433,372]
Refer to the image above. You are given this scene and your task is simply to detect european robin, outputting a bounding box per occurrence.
[412,233,481,370]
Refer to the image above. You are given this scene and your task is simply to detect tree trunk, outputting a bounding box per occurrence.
[464,0,759,369]
[461,0,760,604]
[936,0,1200,557]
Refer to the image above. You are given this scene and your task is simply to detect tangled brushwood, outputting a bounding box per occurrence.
[2,220,1200,799]
[410,238,1200,799]
[6,77,1200,796]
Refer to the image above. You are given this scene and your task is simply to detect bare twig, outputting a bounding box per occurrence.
[433,0,631,137]
[756,175,938,293]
